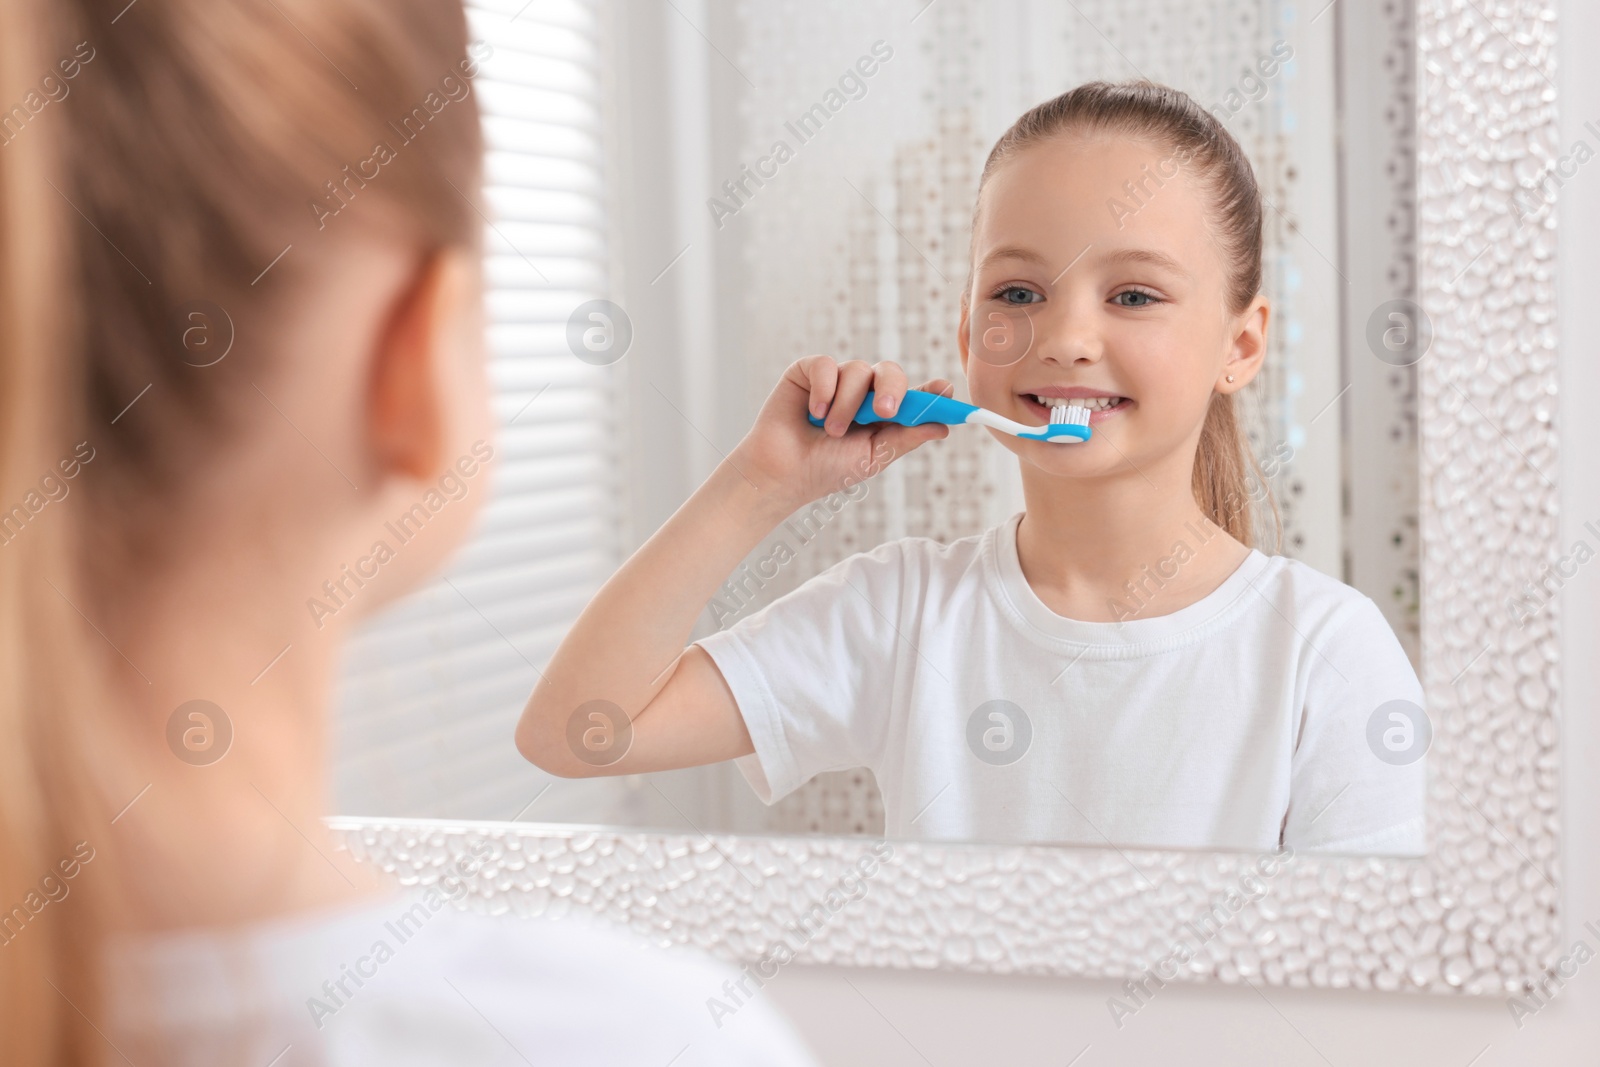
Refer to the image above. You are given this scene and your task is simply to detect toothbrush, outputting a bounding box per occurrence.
[808,389,1092,443]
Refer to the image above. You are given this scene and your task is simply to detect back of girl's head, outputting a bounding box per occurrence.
[976,79,1280,549]
[0,0,482,1060]
[66,0,484,553]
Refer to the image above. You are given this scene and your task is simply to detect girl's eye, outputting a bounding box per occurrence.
[1112,288,1162,308]
[994,286,1042,305]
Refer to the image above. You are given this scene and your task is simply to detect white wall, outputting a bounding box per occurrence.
[757,4,1600,1063]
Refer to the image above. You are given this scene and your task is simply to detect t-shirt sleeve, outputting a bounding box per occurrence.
[693,540,907,805]
[1283,593,1428,855]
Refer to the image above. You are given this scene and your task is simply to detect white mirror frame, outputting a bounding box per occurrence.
[328,0,1562,997]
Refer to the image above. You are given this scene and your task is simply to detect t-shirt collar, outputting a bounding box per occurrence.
[985,511,1272,651]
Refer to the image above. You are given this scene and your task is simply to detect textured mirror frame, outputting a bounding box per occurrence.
[328,0,1561,998]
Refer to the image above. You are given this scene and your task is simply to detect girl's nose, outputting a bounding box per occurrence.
[1026,291,1106,366]
[1034,319,1104,366]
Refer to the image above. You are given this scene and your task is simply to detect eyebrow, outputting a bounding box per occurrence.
[1098,246,1191,280]
[977,246,1051,272]
[977,244,1191,281]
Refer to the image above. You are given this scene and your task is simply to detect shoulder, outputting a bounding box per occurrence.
[108,894,819,1066]
[807,528,989,591]
[1250,554,1395,634]
[835,528,987,569]
[406,909,818,1064]
[340,904,822,1063]
[1249,555,1418,683]
[709,528,993,638]
[421,906,725,984]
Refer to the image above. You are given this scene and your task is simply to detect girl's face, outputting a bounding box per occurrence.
[959,133,1266,481]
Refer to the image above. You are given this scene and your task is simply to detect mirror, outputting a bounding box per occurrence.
[332,0,1428,858]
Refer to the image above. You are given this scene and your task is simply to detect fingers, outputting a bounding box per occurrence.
[795,359,941,438]
[798,355,839,421]
[825,360,875,436]
[871,361,909,417]
[917,377,955,399]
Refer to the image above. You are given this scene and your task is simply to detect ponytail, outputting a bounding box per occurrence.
[1192,390,1279,547]
[0,0,105,1061]
[1,0,485,1057]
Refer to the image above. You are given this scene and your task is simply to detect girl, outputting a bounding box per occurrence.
[0,0,818,1062]
[518,81,1426,856]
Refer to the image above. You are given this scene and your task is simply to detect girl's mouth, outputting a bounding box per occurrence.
[1020,392,1132,425]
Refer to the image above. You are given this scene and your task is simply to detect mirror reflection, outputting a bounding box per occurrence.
[335,0,1426,857]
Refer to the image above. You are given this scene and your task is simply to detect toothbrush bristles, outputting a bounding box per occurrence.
[1049,404,1091,426]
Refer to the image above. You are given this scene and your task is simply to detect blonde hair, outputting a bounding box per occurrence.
[976,79,1282,550]
[0,3,92,1061]
[0,0,483,1060]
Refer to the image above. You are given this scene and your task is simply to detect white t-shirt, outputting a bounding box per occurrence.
[103,890,819,1067]
[697,512,1426,854]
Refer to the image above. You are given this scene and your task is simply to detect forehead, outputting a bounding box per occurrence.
[973,133,1219,273]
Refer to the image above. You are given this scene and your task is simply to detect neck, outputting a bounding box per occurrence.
[1015,446,1249,622]
[87,540,384,933]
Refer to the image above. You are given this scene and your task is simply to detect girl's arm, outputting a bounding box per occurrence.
[514,356,950,778]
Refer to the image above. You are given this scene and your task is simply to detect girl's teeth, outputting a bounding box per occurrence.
[1034,394,1122,411]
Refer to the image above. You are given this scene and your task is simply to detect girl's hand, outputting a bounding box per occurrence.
[519,356,952,780]
[729,356,952,511]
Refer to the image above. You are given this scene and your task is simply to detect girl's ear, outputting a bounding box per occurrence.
[1219,294,1270,393]
[366,250,472,483]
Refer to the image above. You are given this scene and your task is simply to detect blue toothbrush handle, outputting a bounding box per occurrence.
[807,389,975,429]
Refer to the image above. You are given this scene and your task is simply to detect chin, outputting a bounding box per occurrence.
[985,431,1087,475]
[1022,444,1104,478]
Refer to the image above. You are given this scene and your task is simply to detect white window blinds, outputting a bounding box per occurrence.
[333,0,625,819]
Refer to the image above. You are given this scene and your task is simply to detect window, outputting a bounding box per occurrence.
[333,0,625,819]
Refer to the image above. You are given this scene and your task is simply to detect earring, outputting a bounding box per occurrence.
[1225,375,1235,383]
